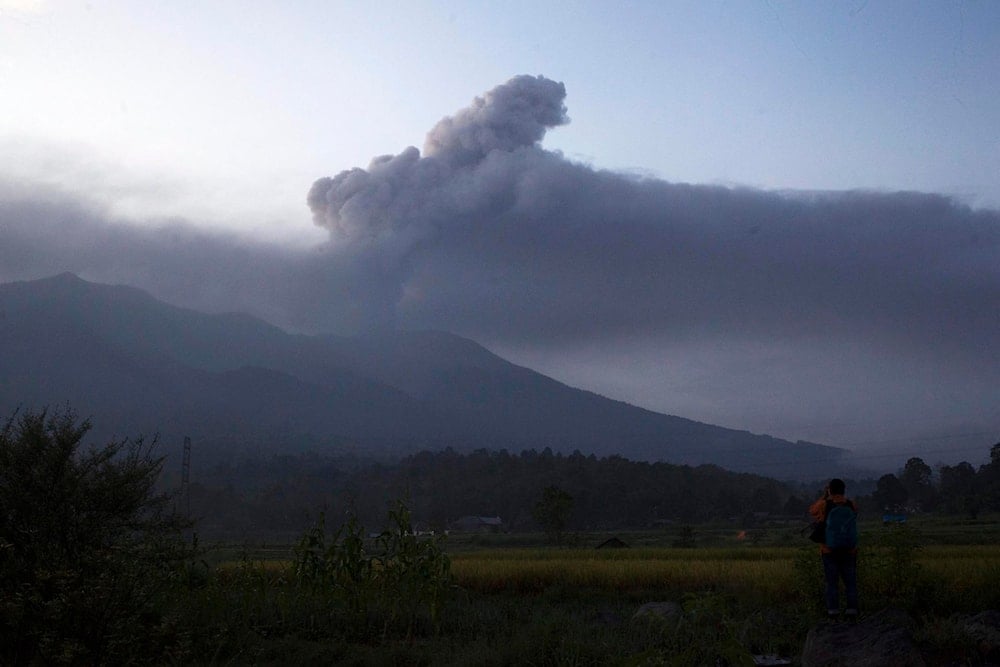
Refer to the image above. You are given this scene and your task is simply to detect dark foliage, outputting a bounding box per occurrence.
[0,408,191,664]
[186,446,798,540]
[532,485,574,544]
[853,444,1000,519]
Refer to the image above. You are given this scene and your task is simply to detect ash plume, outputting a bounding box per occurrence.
[304,75,998,358]
[1,74,997,446]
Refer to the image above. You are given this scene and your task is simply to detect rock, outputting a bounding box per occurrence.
[632,601,682,623]
[801,609,924,667]
[960,610,1000,662]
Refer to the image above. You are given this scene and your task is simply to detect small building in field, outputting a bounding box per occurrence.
[452,515,503,533]
[882,504,908,524]
[596,537,629,549]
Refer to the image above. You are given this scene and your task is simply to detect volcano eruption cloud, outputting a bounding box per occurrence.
[303,75,998,447]
[2,74,997,448]
[307,75,997,357]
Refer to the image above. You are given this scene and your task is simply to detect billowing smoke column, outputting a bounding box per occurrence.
[308,74,568,242]
[423,75,568,167]
[306,75,571,331]
[307,74,997,357]
[302,74,998,444]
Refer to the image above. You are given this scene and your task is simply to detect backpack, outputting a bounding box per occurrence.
[824,500,858,550]
[807,518,825,543]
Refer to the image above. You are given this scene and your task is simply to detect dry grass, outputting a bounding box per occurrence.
[211,542,1000,607]
[449,543,1000,599]
[451,547,795,596]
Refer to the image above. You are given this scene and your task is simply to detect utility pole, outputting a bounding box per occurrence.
[181,436,191,518]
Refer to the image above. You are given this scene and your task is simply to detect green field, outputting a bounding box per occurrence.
[182,517,1000,665]
[12,409,998,664]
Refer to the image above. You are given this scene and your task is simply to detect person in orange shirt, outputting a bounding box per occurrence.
[809,478,859,620]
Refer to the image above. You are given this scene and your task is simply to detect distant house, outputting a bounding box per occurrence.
[452,515,503,533]
[596,537,629,549]
[882,505,907,524]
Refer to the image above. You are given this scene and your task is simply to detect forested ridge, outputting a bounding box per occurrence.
[181,441,1000,541]
[184,447,793,539]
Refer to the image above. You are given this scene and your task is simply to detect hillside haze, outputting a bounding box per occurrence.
[0,273,848,477]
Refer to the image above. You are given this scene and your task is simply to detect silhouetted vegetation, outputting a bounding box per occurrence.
[3,406,999,664]
[857,444,1000,519]
[181,441,1000,542]
[184,447,798,540]
[0,408,191,664]
[532,485,574,544]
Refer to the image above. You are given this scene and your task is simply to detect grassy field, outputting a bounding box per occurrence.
[450,547,796,598]
[176,516,1000,664]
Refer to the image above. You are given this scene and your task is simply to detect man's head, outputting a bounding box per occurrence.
[829,478,846,495]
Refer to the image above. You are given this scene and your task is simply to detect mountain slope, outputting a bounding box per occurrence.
[325,329,845,474]
[0,273,449,450]
[0,274,848,476]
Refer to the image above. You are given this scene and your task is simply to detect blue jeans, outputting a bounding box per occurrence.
[822,551,858,614]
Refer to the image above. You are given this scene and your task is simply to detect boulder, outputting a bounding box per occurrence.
[960,610,1000,663]
[801,609,924,667]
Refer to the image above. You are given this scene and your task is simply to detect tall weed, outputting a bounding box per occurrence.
[373,501,453,635]
[290,501,453,639]
[862,523,925,609]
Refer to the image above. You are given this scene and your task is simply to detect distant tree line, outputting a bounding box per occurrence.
[865,444,1000,518]
[185,447,800,540]
[184,439,1000,539]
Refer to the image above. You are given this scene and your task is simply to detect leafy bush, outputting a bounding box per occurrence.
[372,501,453,635]
[293,510,372,614]
[292,500,453,639]
[532,485,574,544]
[0,407,191,664]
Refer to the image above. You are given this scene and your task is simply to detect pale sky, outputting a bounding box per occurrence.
[3,1,998,230]
[1,1,998,463]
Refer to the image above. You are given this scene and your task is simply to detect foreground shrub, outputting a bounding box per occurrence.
[373,502,453,635]
[862,523,925,608]
[292,500,453,639]
[0,408,191,664]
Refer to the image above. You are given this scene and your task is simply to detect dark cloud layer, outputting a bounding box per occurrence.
[1,74,997,451]
[306,76,997,364]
